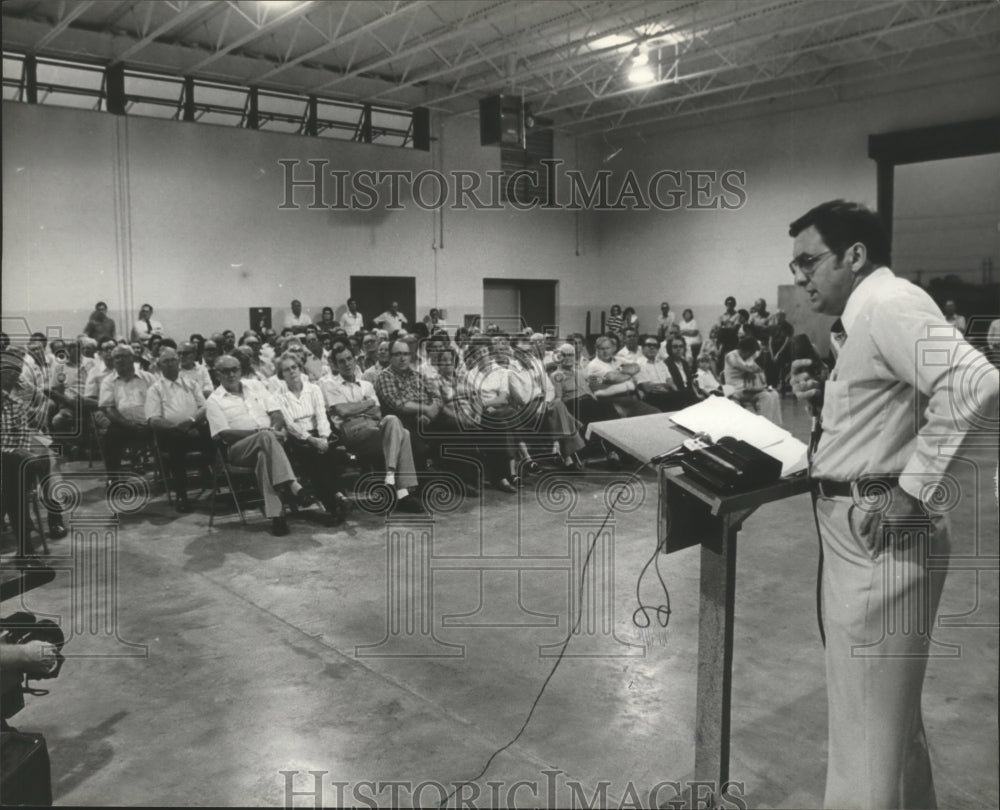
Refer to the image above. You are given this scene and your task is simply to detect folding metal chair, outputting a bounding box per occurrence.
[152,430,209,507]
[207,441,265,528]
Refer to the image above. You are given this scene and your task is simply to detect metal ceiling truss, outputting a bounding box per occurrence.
[543,0,1000,132]
[2,0,995,132]
[571,8,1000,134]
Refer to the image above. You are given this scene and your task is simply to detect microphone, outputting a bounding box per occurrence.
[650,432,711,464]
[789,334,825,415]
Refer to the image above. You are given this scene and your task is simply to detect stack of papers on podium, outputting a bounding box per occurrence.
[670,397,808,477]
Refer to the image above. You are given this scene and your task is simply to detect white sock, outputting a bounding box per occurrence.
[396,487,409,499]
[385,471,396,486]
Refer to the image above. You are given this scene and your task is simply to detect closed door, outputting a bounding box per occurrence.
[483,279,557,334]
[483,280,521,332]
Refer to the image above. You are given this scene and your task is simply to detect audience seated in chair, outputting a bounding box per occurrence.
[724,336,783,426]
[636,335,701,411]
[320,344,424,512]
[586,335,660,419]
[145,347,213,513]
[47,339,87,437]
[2,348,67,554]
[98,344,157,483]
[205,354,309,536]
[271,352,348,525]
[374,339,441,473]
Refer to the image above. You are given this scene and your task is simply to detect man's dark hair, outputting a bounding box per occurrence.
[330,340,351,358]
[160,338,177,350]
[738,336,759,354]
[789,199,891,266]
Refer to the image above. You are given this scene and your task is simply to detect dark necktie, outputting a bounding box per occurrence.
[809,319,847,455]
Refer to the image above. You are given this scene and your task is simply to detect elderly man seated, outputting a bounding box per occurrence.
[724,336,783,426]
[509,334,586,470]
[144,347,213,513]
[361,339,391,382]
[205,354,310,536]
[2,348,67,554]
[320,344,423,513]
[48,339,87,436]
[637,335,703,411]
[374,339,442,471]
[586,334,660,418]
[550,342,623,468]
[99,345,157,483]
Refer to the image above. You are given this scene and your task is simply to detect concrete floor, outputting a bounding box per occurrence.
[2,400,997,808]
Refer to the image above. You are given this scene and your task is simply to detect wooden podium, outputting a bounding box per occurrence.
[658,465,812,807]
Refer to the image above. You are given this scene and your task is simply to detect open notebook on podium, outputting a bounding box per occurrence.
[586,397,808,477]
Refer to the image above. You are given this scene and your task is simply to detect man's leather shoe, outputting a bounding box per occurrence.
[47,521,68,540]
[175,499,192,514]
[270,516,289,536]
[393,496,425,514]
[495,479,517,494]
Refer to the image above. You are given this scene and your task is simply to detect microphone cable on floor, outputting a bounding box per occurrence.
[440,459,673,805]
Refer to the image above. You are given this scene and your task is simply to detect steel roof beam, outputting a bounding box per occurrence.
[568,22,1000,134]
[305,0,527,94]
[183,0,317,74]
[415,0,807,108]
[112,1,216,64]
[31,0,96,51]
[538,0,992,119]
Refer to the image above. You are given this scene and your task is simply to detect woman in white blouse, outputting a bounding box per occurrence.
[273,352,346,523]
[678,308,702,364]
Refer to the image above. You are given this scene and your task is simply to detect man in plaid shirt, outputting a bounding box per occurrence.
[2,348,51,556]
[374,339,441,470]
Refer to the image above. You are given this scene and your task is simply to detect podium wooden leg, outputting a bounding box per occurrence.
[691,520,739,807]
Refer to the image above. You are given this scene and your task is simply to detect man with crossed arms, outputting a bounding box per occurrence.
[320,344,423,513]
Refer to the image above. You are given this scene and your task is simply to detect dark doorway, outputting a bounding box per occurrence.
[349,276,417,331]
[482,279,558,334]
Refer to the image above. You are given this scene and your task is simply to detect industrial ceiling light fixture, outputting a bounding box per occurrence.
[627,43,655,86]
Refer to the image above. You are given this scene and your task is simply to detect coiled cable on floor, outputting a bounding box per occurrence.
[441,460,671,805]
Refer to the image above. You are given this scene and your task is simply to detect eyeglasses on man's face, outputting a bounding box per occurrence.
[789,249,835,278]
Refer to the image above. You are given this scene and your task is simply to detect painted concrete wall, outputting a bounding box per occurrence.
[590,65,1000,350]
[3,60,998,347]
[2,101,602,342]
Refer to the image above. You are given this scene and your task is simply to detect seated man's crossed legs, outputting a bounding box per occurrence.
[224,430,305,533]
[340,414,424,512]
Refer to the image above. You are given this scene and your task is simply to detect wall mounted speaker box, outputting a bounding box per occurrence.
[412,107,431,151]
[480,95,525,148]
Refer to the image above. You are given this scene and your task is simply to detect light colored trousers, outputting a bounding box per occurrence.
[815,494,949,809]
[226,430,296,518]
[342,414,418,489]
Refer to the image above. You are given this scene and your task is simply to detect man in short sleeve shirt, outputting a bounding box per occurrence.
[789,200,999,808]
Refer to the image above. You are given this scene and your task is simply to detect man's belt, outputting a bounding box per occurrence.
[812,475,900,499]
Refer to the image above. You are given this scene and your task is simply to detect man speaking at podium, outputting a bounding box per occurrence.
[788,200,998,809]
